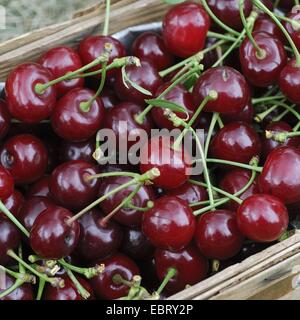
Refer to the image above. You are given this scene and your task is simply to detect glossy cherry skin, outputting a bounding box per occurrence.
[79,35,126,78]
[162,2,210,58]
[44,275,94,300]
[279,59,300,104]
[76,209,123,262]
[0,275,33,300]
[140,135,192,190]
[38,46,84,96]
[253,16,285,44]
[239,32,287,87]
[210,122,261,164]
[27,176,51,198]
[30,206,80,259]
[0,165,14,200]
[195,210,244,260]
[90,253,140,300]
[49,160,99,211]
[0,134,48,185]
[51,88,105,142]
[207,0,252,31]
[132,31,174,70]
[237,194,289,242]
[259,146,300,204]
[284,7,300,50]
[221,99,254,124]
[142,196,195,251]
[101,87,119,109]
[151,83,196,130]
[0,219,21,266]
[0,190,24,220]
[155,245,208,294]
[59,138,95,164]
[5,63,57,123]
[219,169,259,211]
[192,66,250,114]
[0,100,11,139]
[114,60,163,105]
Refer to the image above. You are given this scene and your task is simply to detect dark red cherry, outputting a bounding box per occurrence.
[162,2,210,58]
[284,7,300,50]
[253,16,285,44]
[38,46,84,96]
[207,0,252,31]
[258,146,300,204]
[239,32,287,87]
[155,245,208,294]
[210,122,261,164]
[192,66,250,114]
[195,210,244,260]
[0,165,14,200]
[219,169,259,211]
[30,206,80,259]
[101,87,119,109]
[140,135,192,190]
[114,60,163,105]
[98,176,155,227]
[5,63,57,123]
[151,83,196,130]
[79,35,126,78]
[0,275,33,300]
[0,219,21,266]
[277,0,294,11]
[27,176,51,198]
[142,196,195,251]
[76,209,123,262]
[51,88,105,142]
[0,100,11,139]
[0,190,24,220]
[90,253,140,300]
[44,275,94,300]
[132,31,174,70]
[221,99,254,124]
[49,160,99,211]
[59,139,96,164]
[0,134,48,185]
[237,194,289,242]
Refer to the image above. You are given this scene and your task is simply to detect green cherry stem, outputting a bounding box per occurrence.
[58,259,104,279]
[294,121,300,131]
[0,278,24,299]
[205,158,263,172]
[254,102,283,123]
[127,201,154,212]
[252,95,285,105]
[0,265,35,283]
[274,12,300,30]
[155,268,177,296]
[204,112,219,158]
[66,268,90,300]
[102,0,111,36]
[268,101,300,122]
[36,278,46,300]
[266,130,300,143]
[86,171,138,181]
[207,31,238,42]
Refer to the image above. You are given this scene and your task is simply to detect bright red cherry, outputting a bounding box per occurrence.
[258,146,300,204]
[38,46,84,96]
[221,99,254,124]
[90,253,140,300]
[284,7,300,50]
[0,165,14,200]
[0,190,24,220]
[59,139,96,164]
[27,176,51,198]
[253,16,285,44]
[0,100,11,139]
[142,196,196,251]
[237,194,289,242]
[30,206,80,259]
[155,245,208,294]
[162,2,210,58]
[0,134,48,185]
[51,88,105,142]
[192,66,250,114]
[195,210,244,260]
[49,160,99,211]
[5,63,57,123]
[0,275,33,300]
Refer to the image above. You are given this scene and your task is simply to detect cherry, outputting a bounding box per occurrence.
[0,275,33,300]
[0,165,14,200]
[210,122,261,164]
[0,190,24,220]
[49,160,99,211]
[258,146,300,204]
[155,245,208,294]
[0,100,11,139]
[162,2,210,58]
[237,194,289,242]
[38,46,84,96]
[27,176,51,198]
[277,0,294,11]
[5,63,57,123]
[284,7,300,50]
[76,208,123,262]
[192,66,250,114]
[90,253,140,300]
[194,210,244,260]
[30,206,80,259]
[51,88,105,142]
[101,87,119,109]
[142,196,195,251]
[151,83,196,130]
[140,135,192,190]
[44,275,95,300]
[0,134,48,185]
[207,0,252,31]
[221,99,254,124]
[114,60,163,105]
[165,181,208,211]
[239,32,287,87]
[0,219,21,266]
[219,169,259,211]
[132,31,174,70]
[253,16,285,44]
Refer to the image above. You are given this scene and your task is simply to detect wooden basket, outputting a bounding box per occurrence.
[1,0,300,300]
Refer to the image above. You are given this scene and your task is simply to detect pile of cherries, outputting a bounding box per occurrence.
[1,0,300,300]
